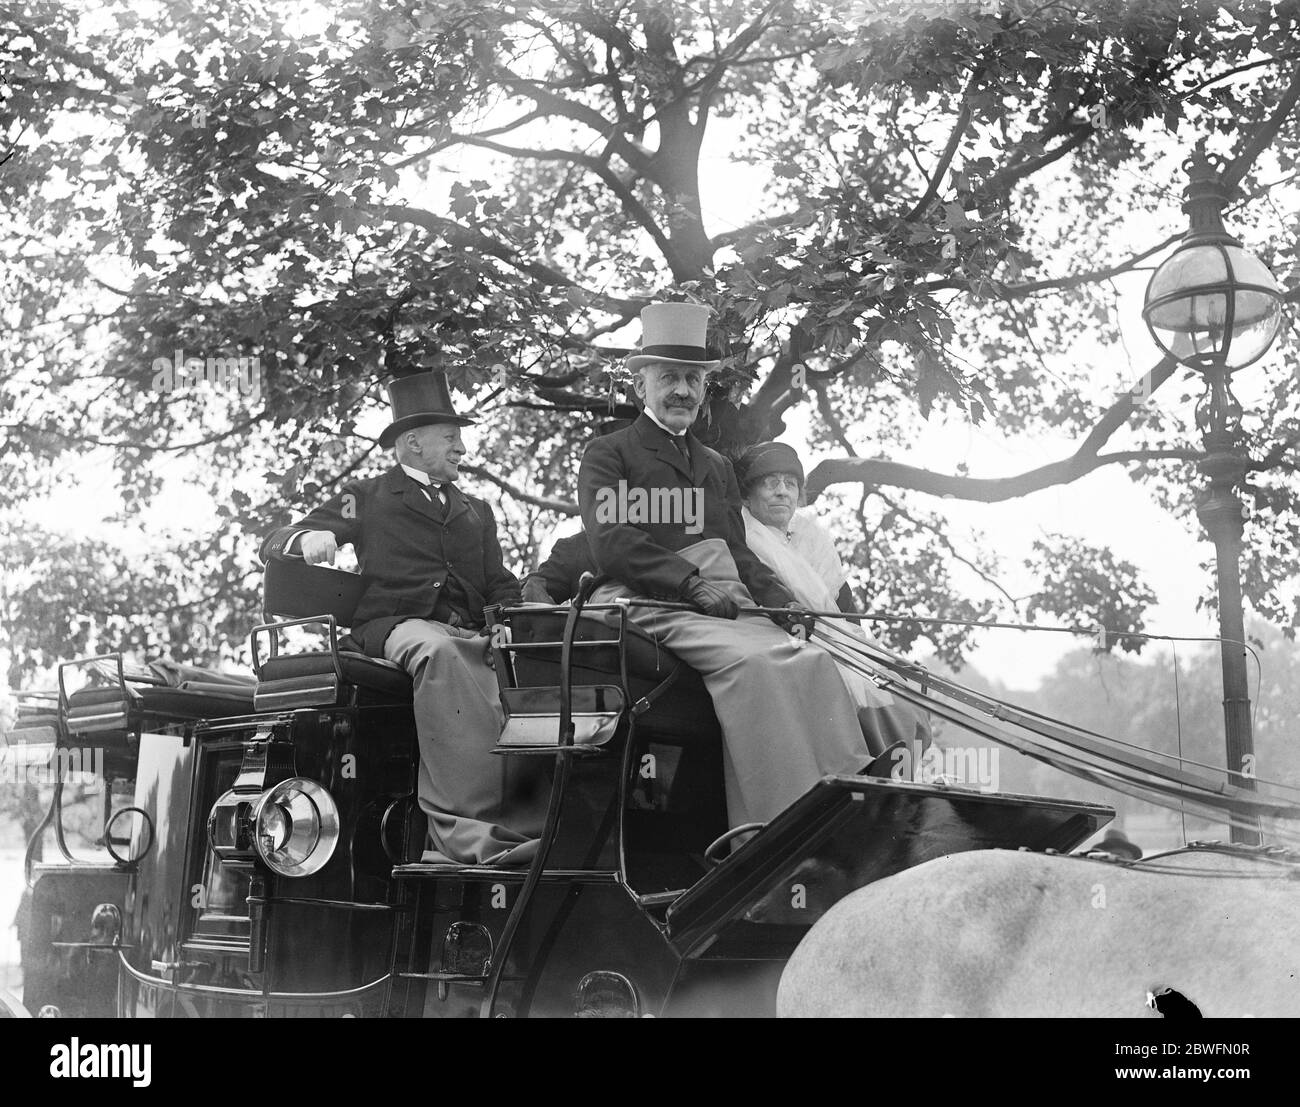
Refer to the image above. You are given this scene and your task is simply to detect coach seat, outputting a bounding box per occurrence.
[57,658,257,743]
[503,607,720,744]
[252,558,413,711]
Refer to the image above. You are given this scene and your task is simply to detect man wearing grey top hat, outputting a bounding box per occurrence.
[260,370,546,865]
[578,303,872,832]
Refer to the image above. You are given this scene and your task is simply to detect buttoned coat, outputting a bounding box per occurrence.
[261,465,520,656]
[577,413,794,605]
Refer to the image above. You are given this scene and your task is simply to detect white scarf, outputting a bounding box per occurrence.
[743,508,908,715]
[742,507,839,610]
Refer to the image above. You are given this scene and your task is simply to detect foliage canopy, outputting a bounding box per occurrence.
[3,0,1300,686]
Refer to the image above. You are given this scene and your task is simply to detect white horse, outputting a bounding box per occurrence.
[777,846,1300,1018]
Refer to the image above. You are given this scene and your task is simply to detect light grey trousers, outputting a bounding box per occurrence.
[383,618,546,865]
[592,539,870,829]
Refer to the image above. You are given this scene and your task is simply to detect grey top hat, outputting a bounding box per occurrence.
[625,303,722,372]
[379,370,475,448]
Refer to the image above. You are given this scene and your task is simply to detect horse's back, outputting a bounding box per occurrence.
[778,847,1300,1017]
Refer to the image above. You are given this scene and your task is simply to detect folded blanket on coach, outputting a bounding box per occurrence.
[146,658,256,688]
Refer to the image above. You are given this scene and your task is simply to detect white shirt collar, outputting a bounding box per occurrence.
[400,463,441,488]
[643,406,688,439]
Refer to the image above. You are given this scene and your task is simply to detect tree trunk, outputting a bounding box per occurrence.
[641,5,713,282]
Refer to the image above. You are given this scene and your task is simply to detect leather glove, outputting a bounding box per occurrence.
[521,574,554,604]
[770,601,815,638]
[681,575,740,619]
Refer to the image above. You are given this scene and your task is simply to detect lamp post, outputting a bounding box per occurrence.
[1141,148,1284,844]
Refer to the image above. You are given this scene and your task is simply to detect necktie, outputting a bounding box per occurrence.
[671,435,690,465]
[415,477,445,507]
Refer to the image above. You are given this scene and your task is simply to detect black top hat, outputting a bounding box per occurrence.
[379,370,474,448]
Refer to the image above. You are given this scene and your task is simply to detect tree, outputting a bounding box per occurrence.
[4,0,1300,680]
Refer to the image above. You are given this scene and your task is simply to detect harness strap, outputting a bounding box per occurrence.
[631,661,683,717]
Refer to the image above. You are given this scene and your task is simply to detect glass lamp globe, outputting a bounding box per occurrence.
[1142,150,1283,372]
[1144,241,1283,370]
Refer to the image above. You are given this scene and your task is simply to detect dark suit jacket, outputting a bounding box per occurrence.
[530,531,598,603]
[260,465,520,656]
[577,414,793,605]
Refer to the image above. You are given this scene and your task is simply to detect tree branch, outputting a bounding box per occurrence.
[905,63,985,221]
[460,463,578,516]
[984,124,1094,197]
[1222,64,1300,191]
[457,137,672,257]
[806,447,1198,504]
[493,66,656,176]
[390,108,547,170]
[1183,54,1300,97]
[371,203,645,313]
[710,206,810,248]
[689,0,782,128]
[804,355,1184,502]
[875,489,1020,609]
[1249,431,1300,472]
[926,234,1181,298]
[811,378,859,457]
[1077,357,1177,458]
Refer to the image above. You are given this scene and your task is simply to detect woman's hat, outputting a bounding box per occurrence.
[625,303,722,372]
[379,370,475,448]
[736,441,805,490]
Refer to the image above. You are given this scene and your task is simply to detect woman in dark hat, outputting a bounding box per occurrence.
[736,442,853,613]
[736,441,932,756]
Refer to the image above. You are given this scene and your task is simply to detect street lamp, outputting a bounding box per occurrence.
[1141,148,1284,844]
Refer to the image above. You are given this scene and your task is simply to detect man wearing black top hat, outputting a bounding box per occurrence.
[261,371,545,865]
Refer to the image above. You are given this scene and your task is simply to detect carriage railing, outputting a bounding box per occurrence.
[485,591,689,752]
[249,613,350,681]
[477,572,606,1016]
[57,653,157,735]
[11,653,153,883]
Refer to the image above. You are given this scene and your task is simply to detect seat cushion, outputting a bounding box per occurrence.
[257,650,413,702]
[66,684,255,724]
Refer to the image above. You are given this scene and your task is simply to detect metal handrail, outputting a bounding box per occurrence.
[249,614,345,684]
[116,950,391,1004]
[479,573,603,1018]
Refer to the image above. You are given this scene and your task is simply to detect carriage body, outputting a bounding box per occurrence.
[11,562,1113,1017]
